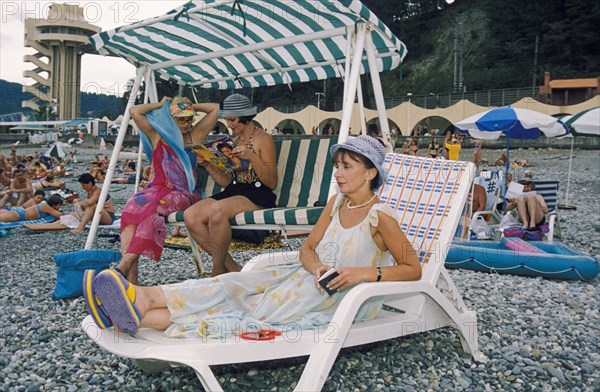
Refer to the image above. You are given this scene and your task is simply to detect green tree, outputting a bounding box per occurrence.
[34,103,57,121]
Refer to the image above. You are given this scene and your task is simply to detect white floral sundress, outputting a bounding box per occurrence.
[161,194,397,339]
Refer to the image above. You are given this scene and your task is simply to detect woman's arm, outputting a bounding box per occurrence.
[39,204,62,219]
[200,162,232,187]
[373,212,422,281]
[299,195,335,276]
[129,97,170,148]
[190,103,219,142]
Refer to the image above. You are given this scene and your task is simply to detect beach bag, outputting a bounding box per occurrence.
[470,216,492,240]
[53,249,121,299]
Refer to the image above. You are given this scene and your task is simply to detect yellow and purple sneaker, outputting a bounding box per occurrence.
[93,270,141,334]
[82,269,112,329]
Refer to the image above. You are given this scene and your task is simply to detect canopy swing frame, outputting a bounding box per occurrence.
[85,22,395,249]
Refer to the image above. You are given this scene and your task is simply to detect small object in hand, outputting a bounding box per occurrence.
[318,268,340,295]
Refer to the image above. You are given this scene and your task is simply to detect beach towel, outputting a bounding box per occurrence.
[503,224,549,241]
[164,232,284,252]
[0,215,56,230]
[23,217,122,233]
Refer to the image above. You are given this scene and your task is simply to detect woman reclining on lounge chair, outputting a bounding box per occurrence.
[0,194,63,222]
[83,135,422,336]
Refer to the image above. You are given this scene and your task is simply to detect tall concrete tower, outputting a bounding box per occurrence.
[23,3,100,120]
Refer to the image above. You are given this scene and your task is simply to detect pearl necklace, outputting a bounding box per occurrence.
[347,194,377,210]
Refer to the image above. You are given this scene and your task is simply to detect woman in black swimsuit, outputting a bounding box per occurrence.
[428,138,440,158]
[184,94,278,275]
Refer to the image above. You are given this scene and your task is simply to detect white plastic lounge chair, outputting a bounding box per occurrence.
[82,153,484,391]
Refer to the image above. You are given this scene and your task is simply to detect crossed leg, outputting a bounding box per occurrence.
[184,196,260,276]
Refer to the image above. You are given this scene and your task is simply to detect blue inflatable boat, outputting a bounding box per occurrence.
[446,237,599,280]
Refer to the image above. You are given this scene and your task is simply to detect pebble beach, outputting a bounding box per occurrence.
[1,145,599,391]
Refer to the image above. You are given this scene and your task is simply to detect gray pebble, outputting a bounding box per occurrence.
[1,147,598,391]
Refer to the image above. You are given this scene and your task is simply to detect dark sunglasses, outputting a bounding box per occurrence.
[175,117,194,124]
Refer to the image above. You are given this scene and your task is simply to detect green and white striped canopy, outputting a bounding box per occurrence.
[89,0,407,89]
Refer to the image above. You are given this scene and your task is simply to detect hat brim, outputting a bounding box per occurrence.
[330,143,387,189]
[218,107,257,119]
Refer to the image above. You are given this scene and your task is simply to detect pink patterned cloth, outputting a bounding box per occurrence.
[120,140,200,261]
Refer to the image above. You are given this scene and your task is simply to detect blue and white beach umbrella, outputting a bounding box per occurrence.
[455,107,569,140]
[564,107,600,136]
[455,107,569,196]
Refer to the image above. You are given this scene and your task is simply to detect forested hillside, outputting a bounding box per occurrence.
[242,0,600,109]
[0,79,122,118]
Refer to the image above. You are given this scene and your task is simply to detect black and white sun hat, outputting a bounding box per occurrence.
[218,94,257,118]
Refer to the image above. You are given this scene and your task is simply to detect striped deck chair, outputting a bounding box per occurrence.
[533,180,560,241]
[166,137,337,273]
[82,153,484,391]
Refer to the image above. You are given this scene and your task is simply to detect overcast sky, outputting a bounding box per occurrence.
[1,1,186,97]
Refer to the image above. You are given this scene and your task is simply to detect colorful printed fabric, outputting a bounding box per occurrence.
[120,140,201,261]
[503,224,549,241]
[141,103,196,193]
[161,194,395,339]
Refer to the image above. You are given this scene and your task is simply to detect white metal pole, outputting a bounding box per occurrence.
[342,27,353,104]
[84,67,145,249]
[565,135,574,205]
[339,24,367,143]
[316,93,321,135]
[365,29,391,142]
[356,81,366,135]
[328,23,368,199]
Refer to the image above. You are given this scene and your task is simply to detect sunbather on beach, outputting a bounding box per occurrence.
[473,139,484,169]
[0,154,13,187]
[115,96,219,284]
[83,135,422,336]
[505,180,548,230]
[0,194,63,223]
[184,94,278,276]
[70,173,116,233]
[472,184,487,216]
[0,169,33,208]
[32,174,64,191]
[493,150,507,166]
[21,190,46,209]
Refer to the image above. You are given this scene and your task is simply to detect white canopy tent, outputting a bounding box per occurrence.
[85,0,408,247]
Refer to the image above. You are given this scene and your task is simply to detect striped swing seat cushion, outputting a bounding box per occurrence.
[167,137,337,229]
[167,206,324,227]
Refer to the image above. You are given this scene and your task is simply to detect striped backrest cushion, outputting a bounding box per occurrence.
[378,154,475,283]
[532,180,559,211]
[197,137,337,208]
